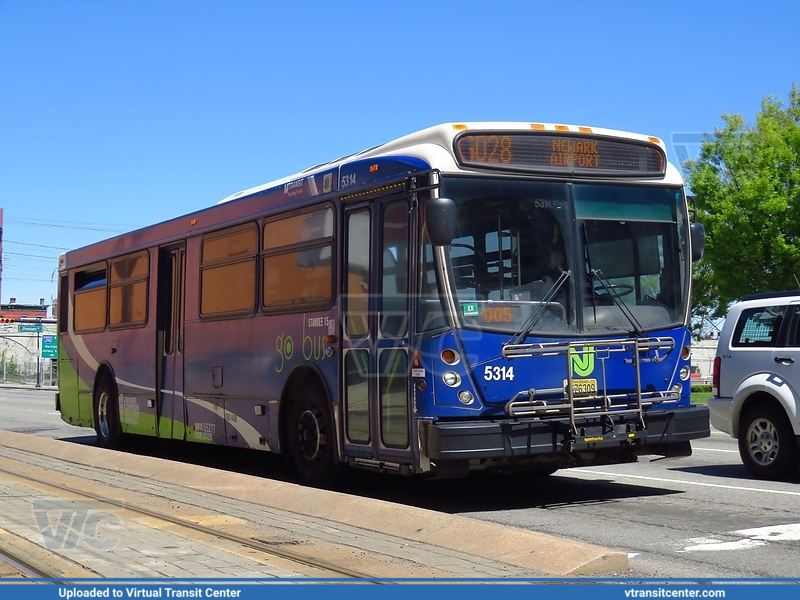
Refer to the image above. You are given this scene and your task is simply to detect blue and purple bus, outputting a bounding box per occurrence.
[56,122,710,484]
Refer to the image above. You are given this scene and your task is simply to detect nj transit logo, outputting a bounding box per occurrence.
[570,346,595,377]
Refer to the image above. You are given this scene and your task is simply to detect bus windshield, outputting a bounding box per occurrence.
[438,177,689,336]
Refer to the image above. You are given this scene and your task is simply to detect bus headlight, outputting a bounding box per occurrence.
[680,365,691,380]
[458,390,474,405]
[671,383,683,396]
[442,372,461,387]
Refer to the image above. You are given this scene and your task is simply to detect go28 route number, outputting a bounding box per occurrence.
[484,365,514,381]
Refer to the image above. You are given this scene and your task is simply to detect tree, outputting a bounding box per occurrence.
[686,84,800,318]
[0,350,20,380]
[689,260,719,339]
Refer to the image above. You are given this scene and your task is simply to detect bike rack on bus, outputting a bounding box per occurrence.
[501,336,678,434]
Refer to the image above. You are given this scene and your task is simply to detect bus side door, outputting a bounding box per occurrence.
[156,244,186,439]
[342,198,412,469]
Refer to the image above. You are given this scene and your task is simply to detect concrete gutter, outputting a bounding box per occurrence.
[0,430,629,576]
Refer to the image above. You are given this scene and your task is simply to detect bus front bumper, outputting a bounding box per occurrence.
[423,404,710,464]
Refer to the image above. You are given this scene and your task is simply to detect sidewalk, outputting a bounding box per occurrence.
[0,430,629,577]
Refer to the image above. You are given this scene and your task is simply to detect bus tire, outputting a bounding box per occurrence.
[738,403,800,480]
[94,374,121,449]
[288,381,339,486]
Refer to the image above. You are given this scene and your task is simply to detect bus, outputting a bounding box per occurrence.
[56,122,710,485]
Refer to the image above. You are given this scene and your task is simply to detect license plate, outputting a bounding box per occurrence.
[564,378,598,396]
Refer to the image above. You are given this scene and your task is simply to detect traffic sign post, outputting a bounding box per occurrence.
[36,330,40,388]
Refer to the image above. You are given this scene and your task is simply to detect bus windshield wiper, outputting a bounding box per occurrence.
[582,223,597,323]
[508,270,571,345]
[590,268,645,337]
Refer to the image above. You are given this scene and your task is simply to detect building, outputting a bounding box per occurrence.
[0,298,49,322]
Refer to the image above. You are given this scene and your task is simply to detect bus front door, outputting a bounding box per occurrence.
[156,244,186,439]
[342,199,412,471]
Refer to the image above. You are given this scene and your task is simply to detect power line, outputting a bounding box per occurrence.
[3,252,59,260]
[5,240,71,251]
[3,276,51,283]
[7,217,138,227]
[6,219,129,232]
[5,218,144,233]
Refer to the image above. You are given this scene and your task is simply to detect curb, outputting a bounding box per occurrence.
[0,384,57,391]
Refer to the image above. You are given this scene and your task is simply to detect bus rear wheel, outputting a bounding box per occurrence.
[94,375,121,449]
[288,382,339,486]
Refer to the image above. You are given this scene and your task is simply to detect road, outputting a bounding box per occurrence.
[2,386,799,579]
[0,386,92,441]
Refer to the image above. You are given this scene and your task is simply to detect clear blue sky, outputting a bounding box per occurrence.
[1,0,797,309]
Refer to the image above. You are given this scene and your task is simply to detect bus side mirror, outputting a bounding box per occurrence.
[426,197,456,246]
[690,222,705,262]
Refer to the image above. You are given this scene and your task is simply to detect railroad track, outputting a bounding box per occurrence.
[0,464,384,582]
[0,547,52,579]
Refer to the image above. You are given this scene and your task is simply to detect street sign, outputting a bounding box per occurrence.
[19,324,43,333]
[42,335,58,359]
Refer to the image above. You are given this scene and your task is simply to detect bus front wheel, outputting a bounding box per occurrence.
[288,382,339,486]
[94,375,121,449]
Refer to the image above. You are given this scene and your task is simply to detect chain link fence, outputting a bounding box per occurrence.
[1,358,56,387]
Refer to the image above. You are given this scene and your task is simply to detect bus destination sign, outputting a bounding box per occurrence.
[454,132,665,177]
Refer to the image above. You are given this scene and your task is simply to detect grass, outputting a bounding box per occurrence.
[690,391,712,405]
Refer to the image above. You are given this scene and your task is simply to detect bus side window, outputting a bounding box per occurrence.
[380,202,409,338]
[262,206,334,312]
[109,251,149,328]
[74,264,108,332]
[200,224,258,317]
[416,234,448,333]
[345,210,370,338]
[58,274,69,333]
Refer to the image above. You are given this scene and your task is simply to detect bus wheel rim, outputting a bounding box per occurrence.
[297,408,323,461]
[98,391,110,439]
